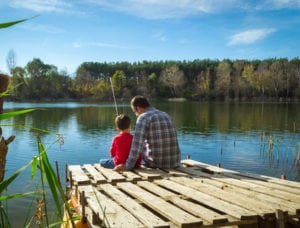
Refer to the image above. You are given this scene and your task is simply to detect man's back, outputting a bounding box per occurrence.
[132,107,181,168]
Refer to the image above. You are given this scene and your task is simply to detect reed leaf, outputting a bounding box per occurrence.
[0,191,37,201]
[0,123,57,135]
[0,160,32,194]
[38,137,64,220]
[0,16,38,29]
[31,156,39,181]
[0,109,37,121]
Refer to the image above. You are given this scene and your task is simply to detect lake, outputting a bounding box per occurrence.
[1,100,300,226]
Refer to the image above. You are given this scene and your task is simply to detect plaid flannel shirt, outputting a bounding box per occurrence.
[125,107,181,170]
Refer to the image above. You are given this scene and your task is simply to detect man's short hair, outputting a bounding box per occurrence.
[131,95,150,109]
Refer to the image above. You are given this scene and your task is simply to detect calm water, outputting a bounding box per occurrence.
[1,101,300,226]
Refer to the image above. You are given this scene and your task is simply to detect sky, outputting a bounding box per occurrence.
[1,0,300,75]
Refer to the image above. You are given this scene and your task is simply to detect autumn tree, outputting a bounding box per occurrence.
[269,60,286,98]
[94,80,111,100]
[74,67,96,98]
[160,64,185,97]
[231,60,245,99]
[256,61,267,98]
[6,49,16,74]
[215,60,231,99]
[9,66,27,100]
[242,64,255,97]
[196,69,210,98]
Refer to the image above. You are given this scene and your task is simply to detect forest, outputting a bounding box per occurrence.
[4,56,300,101]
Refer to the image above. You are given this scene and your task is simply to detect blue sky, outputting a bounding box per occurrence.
[1,0,300,75]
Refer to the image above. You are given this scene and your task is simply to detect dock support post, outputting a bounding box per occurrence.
[55,160,61,185]
[65,164,69,182]
[276,209,287,228]
[81,191,87,224]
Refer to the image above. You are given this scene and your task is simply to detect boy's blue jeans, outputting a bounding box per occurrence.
[99,158,115,169]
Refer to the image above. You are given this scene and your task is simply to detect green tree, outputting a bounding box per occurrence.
[111,70,126,97]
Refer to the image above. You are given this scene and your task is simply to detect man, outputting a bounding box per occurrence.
[113,95,181,171]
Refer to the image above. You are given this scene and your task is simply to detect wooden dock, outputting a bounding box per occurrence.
[65,159,300,228]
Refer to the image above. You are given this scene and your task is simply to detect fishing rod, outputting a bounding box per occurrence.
[109,77,119,116]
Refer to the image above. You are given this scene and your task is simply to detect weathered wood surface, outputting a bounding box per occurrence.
[66,160,300,228]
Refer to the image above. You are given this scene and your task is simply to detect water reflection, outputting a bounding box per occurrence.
[2,101,300,182]
[1,101,300,227]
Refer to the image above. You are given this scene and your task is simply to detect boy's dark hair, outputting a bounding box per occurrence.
[131,95,150,109]
[115,114,131,130]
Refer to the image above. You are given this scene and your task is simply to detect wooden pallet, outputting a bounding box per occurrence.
[65,160,300,228]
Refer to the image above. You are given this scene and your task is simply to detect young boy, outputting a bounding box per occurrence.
[100,114,141,169]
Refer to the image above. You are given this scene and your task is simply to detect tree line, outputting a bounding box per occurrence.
[6,57,300,101]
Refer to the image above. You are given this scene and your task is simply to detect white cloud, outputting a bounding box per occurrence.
[9,0,73,13]
[228,28,276,46]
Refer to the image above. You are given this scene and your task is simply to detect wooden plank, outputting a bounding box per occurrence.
[94,164,126,184]
[163,168,189,177]
[182,159,300,193]
[82,164,106,184]
[242,178,300,195]
[121,170,143,182]
[221,172,300,202]
[178,166,300,212]
[181,159,237,174]
[84,206,101,228]
[261,175,300,189]
[67,161,300,228]
[101,183,170,228]
[154,179,258,221]
[78,185,144,228]
[193,175,299,215]
[68,165,90,185]
[137,181,229,225]
[206,172,300,214]
[117,182,203,227]
[168,176,276,218]
[133,167,165,180]
[232,171,300,188]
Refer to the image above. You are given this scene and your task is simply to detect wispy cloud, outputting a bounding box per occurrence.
[20,23,65,34]
[86,0,241,19]
[9,0,75,13]
[258,0,300,10]
[152,31,167,42]
[72,41,128,49]
[228,28,276,46]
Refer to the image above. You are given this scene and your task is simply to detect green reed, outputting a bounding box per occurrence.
[0,128,74,227]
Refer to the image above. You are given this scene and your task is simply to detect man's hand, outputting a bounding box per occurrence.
[113,164,125,172]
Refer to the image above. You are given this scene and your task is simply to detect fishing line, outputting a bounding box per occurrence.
[109,77,119,116]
